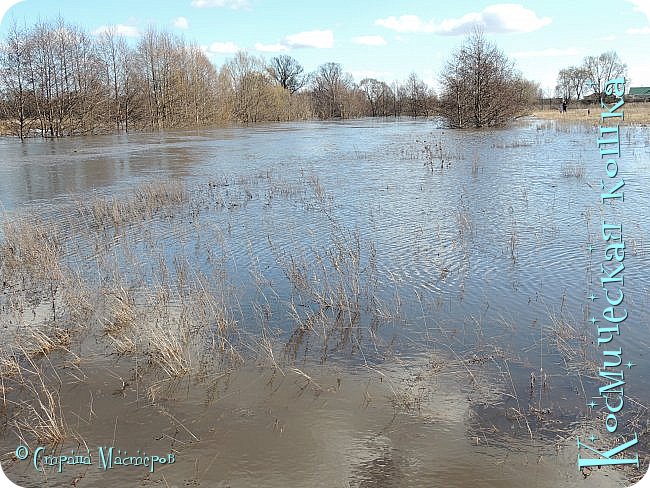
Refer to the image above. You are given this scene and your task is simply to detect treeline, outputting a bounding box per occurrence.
[0,19,440,139]
[555,51,627,102]
[1,20,542,137]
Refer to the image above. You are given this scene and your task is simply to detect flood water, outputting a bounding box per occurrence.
[0,118,648,487]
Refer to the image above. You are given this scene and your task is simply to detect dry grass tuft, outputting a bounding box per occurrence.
[13,381,67,446]
[104,286,137,334]
[0,355,21,378]
[0,217,62,283]
[145,319,191,378]
[561,163,586,179]
[82,180,187,229]
[106,333,137,356]
[9,354,68,446]
[24,328,64,357]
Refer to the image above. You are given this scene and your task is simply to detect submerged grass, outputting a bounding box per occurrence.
[560,163,586,179]
[6,348,69,446]
[81,180,187,229]
[0,217,63,285]
[0,159,646,485]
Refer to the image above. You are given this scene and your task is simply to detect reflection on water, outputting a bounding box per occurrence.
[0,118,649,486]
[0,362,627,488]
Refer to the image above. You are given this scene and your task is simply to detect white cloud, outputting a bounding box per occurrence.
[626,0,650,23]
[93,24,140,38]
[375,15,430,33]
[352,35,387,46]
[624,1,650,34]
[254,42,289,53]
[173,16,189,29]
[375,4,551,36]
[255,28,334,53]
[191,0,248,8]
[626,26,650,34]
[511,47,583,58]
[283,29,334,49]
[628,63,650,87]
[204,41,240,54]
[0,0,24,24]
[476,4,551,33]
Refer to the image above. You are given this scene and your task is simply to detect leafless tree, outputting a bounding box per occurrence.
[438,29,534,128]
[403,72,433,117]
[225,51,274,123]
[583,51,627,97]
[13,19,104,136]
[359,78,394,117]
[568,66,589,101]
[1,19,228,134]
[555,68,572,101]
[268,55,305,94]
[97,27,129,130]
[0,21,32,139]
[186,46,220,124]
[310,62,353,119]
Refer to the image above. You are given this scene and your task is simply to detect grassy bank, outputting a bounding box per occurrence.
[532,101,650,124]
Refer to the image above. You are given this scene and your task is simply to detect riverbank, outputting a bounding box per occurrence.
[532,102,650,125]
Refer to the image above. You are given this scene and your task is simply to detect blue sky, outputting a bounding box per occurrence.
[1,0,649,94]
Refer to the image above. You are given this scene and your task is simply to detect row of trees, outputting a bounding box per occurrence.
[0,19,441,138]
[0,20,224,138]
[1,20,541,137]
[555,51,627,102]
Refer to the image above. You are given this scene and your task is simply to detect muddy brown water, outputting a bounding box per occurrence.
[0,118,648,487]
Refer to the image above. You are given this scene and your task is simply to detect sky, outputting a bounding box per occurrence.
[1,0,649,95]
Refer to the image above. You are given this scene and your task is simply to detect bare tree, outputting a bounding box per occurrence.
[556,64,596,103]
[97,27,129,130]
[438,29,533,128]
[185,45,220,124]
[0,21,32,139]
[268,55,305,94]
[137,27,173,129]
[583,52,627,97]
[65,23,107,133]
[403,72,432,117]
[359,78,393,117]
[569,66,589,101]
[225,51,274,123]
[310,62,352,119]
[390,80,404,116]
[555,68,572,101]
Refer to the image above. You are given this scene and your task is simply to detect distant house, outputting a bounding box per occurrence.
[629,87,650,102]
